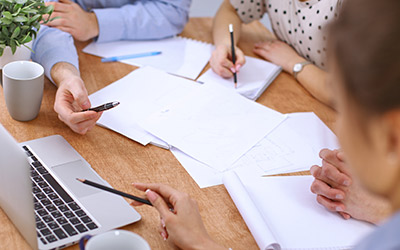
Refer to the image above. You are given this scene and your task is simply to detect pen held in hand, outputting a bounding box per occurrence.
[101,51,162,63]
[229,24,238,89]
[76,178,153,206]
[82,101,120,112]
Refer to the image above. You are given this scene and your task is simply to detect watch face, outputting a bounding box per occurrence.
[294,64,302,72]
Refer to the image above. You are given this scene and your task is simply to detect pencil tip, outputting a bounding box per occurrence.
[76,178,84,182]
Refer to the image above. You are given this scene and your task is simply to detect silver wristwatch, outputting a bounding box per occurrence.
[293,61,312,80]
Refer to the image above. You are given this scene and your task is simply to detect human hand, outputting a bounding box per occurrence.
[210,44,246,78]
[43,0,99,41]
[131,183,225,250]
[310,149,392,224]
[253,40,304,73]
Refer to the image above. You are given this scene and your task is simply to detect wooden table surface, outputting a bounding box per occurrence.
[0,18,336,250]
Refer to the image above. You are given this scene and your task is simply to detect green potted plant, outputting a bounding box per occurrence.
[0,0,54,68]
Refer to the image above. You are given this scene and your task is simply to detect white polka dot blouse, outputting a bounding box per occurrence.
[230,0,344,69]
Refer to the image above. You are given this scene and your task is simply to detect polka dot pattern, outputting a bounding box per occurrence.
[230,0,344,69]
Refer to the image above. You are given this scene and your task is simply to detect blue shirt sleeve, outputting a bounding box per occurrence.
[31,25,79,83]
[92,0,191,43]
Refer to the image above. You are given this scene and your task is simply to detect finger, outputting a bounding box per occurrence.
[316,195,346,213]
[145,189,173,219]
[67,84,90,110]
[133,183,185,209]
[320,161,352,187]
[310,179,345,200]
[159,219,168,240]
[130,201,146,207]
[337,150,346,162]
[338,211,351,220]
[47,2,70,13]
[319,148,348,173]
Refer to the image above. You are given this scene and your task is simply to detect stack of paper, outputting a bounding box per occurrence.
[88,67,201,146]
[197,56,281,100]
[172,112,339,188]
[223,169,375,250]
[139,83,286,169]
[83,36,213,80]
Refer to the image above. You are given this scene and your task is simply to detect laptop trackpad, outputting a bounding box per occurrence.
[51,160,103,198]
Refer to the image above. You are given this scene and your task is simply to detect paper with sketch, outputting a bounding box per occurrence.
[171,112,339,188]
[88,67,201,146]
[197,56,281,100]
[83,36,213,80]
[140,83,286,169]
[223,171,374,250]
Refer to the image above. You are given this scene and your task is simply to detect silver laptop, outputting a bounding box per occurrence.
[0,124,141,250]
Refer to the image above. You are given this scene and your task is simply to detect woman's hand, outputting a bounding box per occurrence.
[310,149,392,224]
[253,40,304,73]
[131,183,225,250]
[210,44,246,78]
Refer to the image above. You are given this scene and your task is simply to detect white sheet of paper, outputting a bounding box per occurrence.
[83,37,213,80]
[89,67,201,146]
[224,170,374,250]
[140,83,286,169]
[171,112,339,188]
[197,56,281,100]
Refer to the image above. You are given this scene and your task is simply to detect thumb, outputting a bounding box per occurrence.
[146,189,172,219]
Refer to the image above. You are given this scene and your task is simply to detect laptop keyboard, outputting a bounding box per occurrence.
[22,146,99,246]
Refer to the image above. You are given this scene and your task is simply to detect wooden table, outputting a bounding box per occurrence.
[0,18,336,250]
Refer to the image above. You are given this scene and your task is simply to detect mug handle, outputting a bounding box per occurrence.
[79,235,93,250]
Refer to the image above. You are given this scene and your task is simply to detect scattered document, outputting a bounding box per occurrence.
[140,83,286,169]
[197,56,281,100]
[223,170,374,250]
[171,112,339,188]
[88,67,201,146]
[83,36,213,80]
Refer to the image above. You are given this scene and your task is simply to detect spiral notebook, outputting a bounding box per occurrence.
[223,169,375,250]
[83,36,213,80]
[197,56,281,100]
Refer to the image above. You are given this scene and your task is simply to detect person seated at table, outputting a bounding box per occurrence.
[210,0,342,107]
[32,0,191,134]
[310,149,393,225]
[130,0,400,248]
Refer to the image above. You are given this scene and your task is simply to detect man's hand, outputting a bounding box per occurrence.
[44,0,99,41]
[310,149,392,225]
[51,62,102,134]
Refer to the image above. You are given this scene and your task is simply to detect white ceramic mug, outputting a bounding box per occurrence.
[79,230,151,250]
[2,61,44,121]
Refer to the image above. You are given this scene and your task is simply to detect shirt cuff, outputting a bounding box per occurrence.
[93,8,126,43]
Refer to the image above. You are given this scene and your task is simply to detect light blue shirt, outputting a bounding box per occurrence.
[353,212,400,250]
[32,0,192,81]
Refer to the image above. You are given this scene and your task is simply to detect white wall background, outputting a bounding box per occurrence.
[189,0,272,31]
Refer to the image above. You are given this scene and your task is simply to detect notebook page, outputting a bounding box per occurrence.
[223,171,280,250]
[235,170,375,250]
[88,67,201,146]
[197,56,281,100]
[139,83,286,169]
[83,37,213,80]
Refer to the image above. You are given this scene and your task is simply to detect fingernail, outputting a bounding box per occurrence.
[336,206,344,212]
[146,189,157,202]
[343,180,350,186]
[161,232,167,241]
[161,218,166,228]
[336,194,344,199]
[236,64,241,71]
[230,67,236,73]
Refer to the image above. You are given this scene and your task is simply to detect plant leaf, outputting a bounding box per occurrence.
[15,0,27,4]
[13,15,28,22]
[10,26,20,39]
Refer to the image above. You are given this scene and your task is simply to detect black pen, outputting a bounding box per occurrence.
[229,24,237,89]
[76,178,153,206]
[82,101,120,112]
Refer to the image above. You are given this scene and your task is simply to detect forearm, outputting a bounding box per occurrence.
[212,0,242,47]
[50,62,80,87]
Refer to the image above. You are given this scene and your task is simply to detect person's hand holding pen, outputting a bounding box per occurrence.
[130,183,227,250]
[210,44,245,79]
[52,62,102,135]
